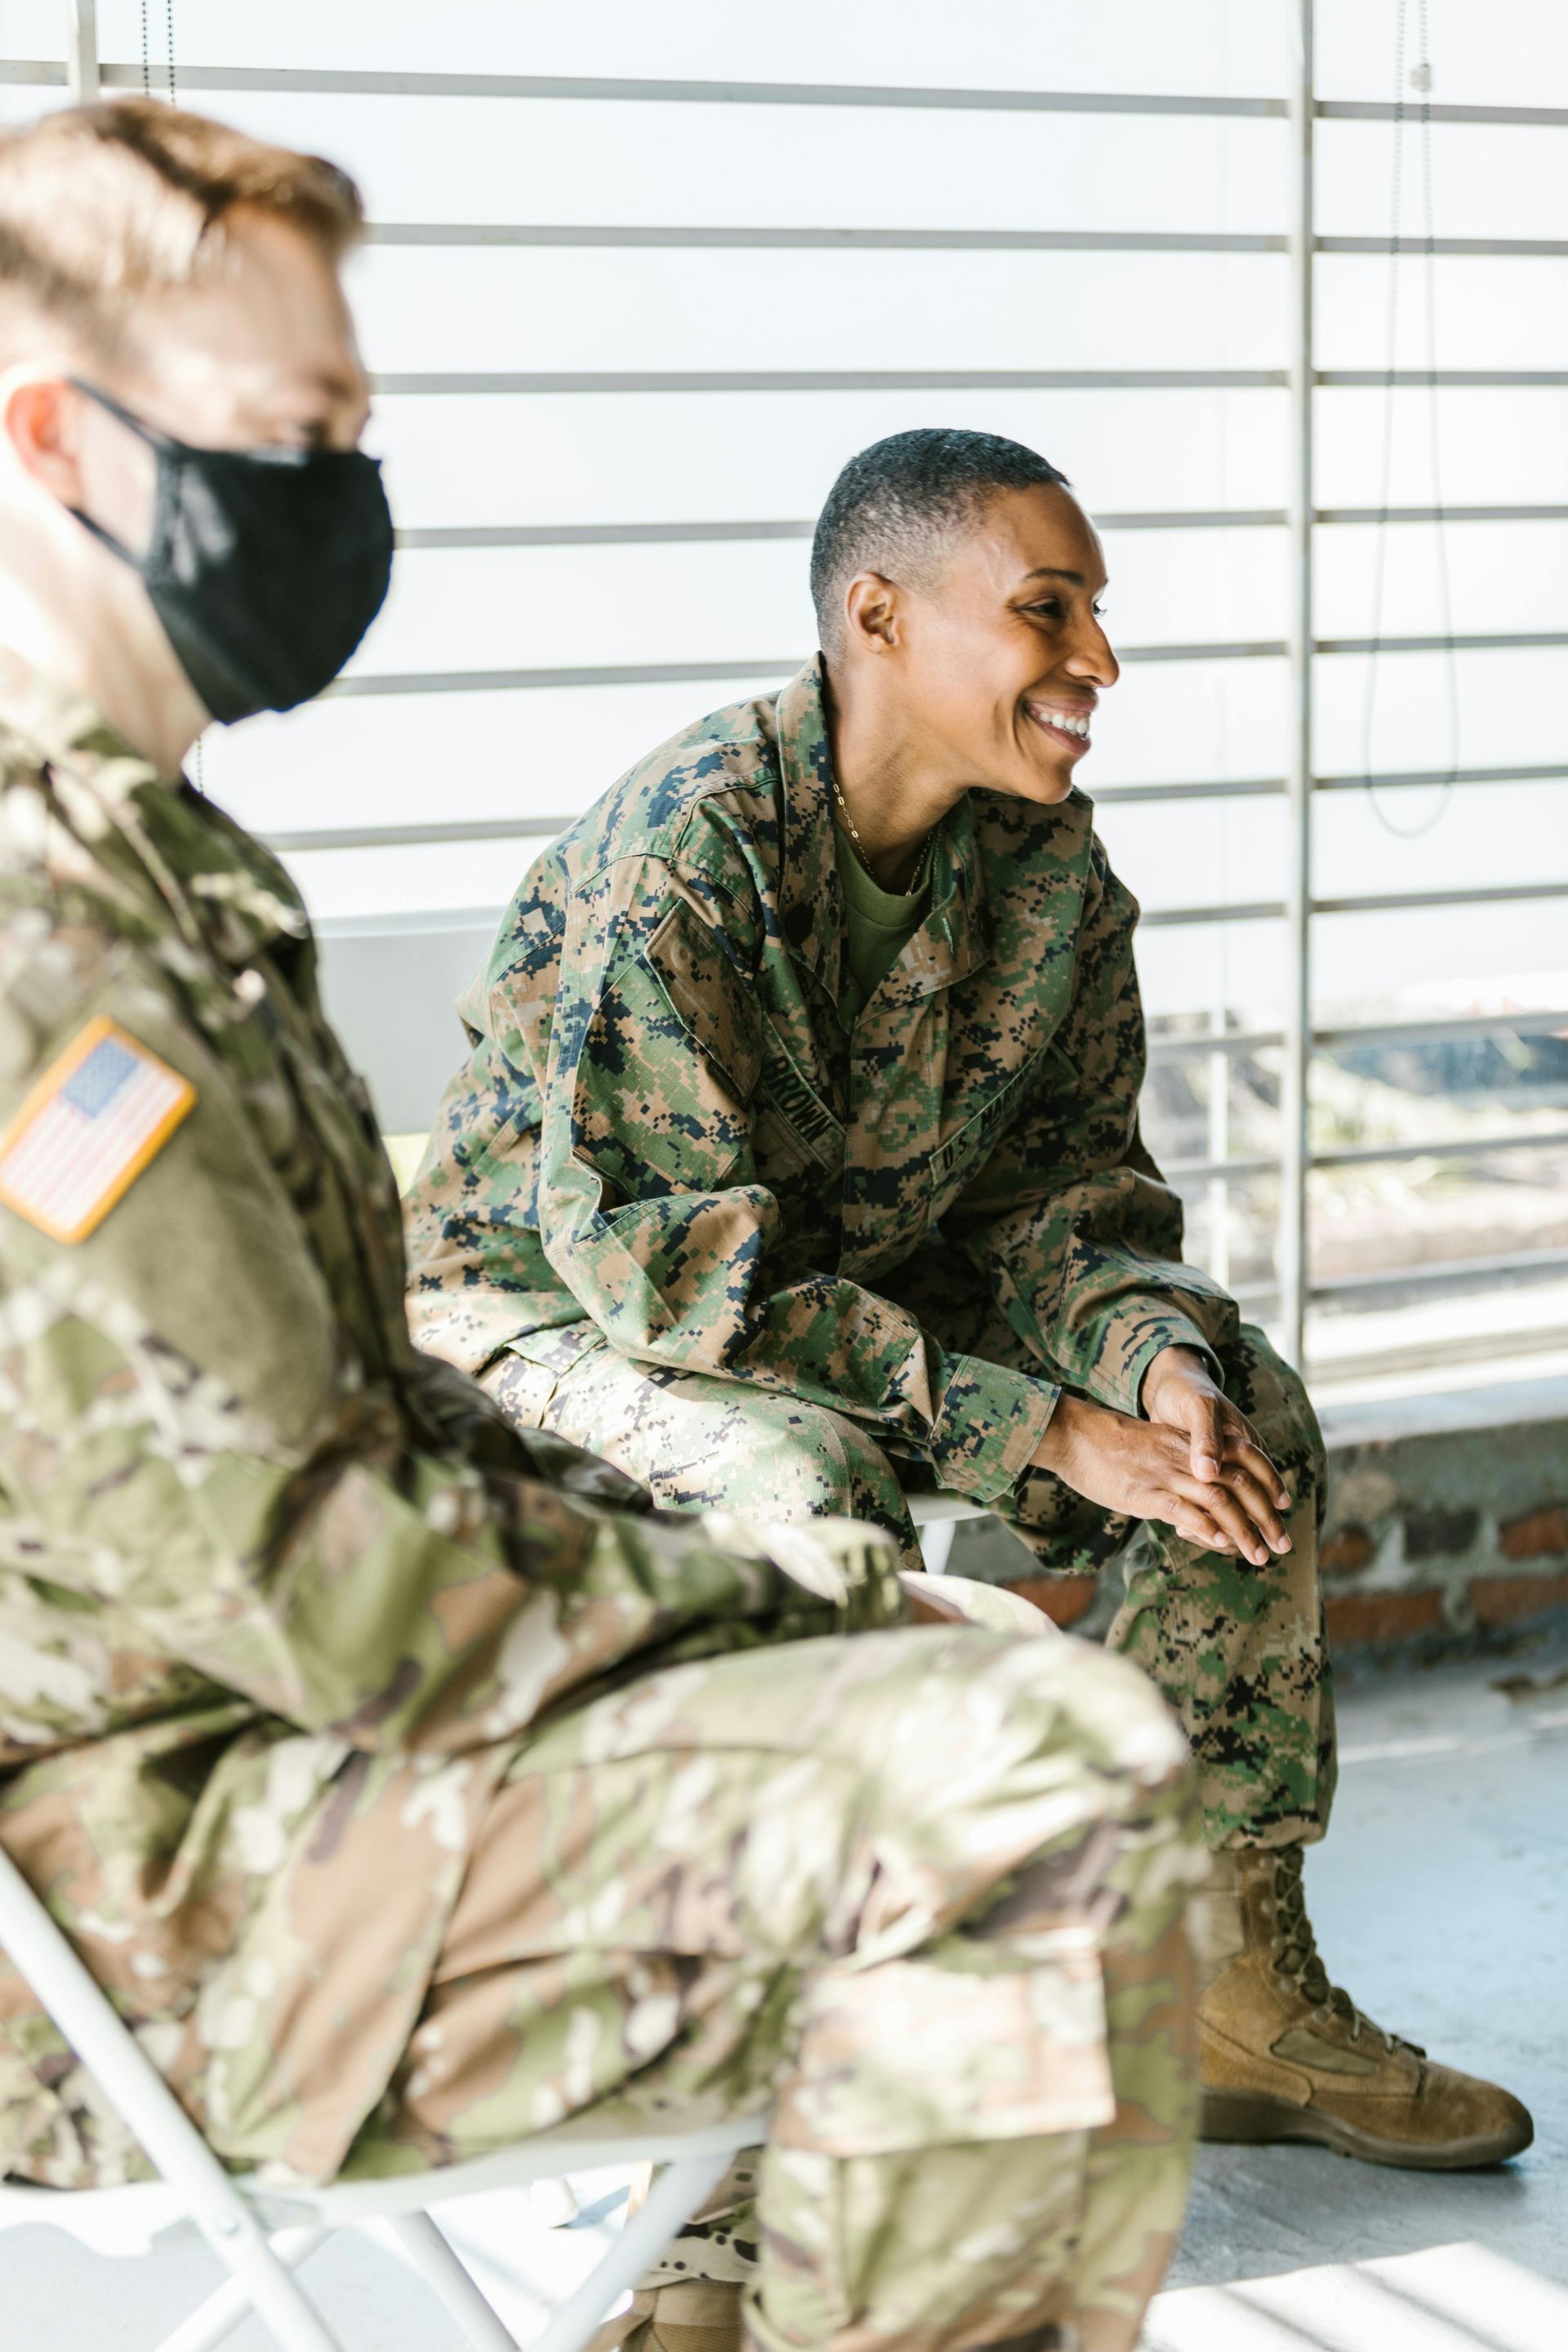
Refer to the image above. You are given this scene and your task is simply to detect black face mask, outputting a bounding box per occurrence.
[68,378,394,724]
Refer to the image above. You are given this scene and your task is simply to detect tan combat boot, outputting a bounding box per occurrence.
[1194,1845,1533,2170]
[587,2282,744,2352]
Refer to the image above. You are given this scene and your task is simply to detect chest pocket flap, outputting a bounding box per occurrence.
[928,1045,1058,1207]
[642,895,763,1104]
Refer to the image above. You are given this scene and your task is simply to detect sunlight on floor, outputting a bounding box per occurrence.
[1146,2242,1568,2351]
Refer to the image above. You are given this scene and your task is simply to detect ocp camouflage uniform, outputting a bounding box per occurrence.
[407,662,1334,1855]
[0,657,1203,2352]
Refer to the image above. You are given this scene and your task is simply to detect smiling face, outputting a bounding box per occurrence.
[860,479,1118,805]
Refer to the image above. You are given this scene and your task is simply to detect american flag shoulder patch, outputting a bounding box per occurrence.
[0,1015,196,1245]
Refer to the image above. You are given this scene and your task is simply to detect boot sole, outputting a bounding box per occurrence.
[1201,2089,1535,2172]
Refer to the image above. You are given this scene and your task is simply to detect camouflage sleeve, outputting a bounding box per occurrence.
[0,911,902,1755]
[943,838,1240,1416]
[535,847,1055,1504]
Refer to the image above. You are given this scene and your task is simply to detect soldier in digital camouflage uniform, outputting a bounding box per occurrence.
[0,100,1214,2352]
[408,429,1532,2178]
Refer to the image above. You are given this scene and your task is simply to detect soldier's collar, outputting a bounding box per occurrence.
[773,660,844,1000]
[0,647,310,965]
[772,659,990,1002]
[0,646,168,808]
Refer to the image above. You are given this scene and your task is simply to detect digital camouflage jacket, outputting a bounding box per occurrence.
[407,663,1238,1505]
[0,658,887,2187]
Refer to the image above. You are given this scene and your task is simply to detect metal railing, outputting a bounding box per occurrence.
[29,52,1568,128]
[320,630,1568,701]
[54,11,1568,1370]
[391,506,1568,550]
[276,760,1563,826]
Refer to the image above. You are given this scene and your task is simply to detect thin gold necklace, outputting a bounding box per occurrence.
[832,775,936,895]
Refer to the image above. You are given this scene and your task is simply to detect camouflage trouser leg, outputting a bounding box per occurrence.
[484,1330,925,1566]
[345,1628,1203,2352]
[483,1320,1334,1852]
[999,1324,1335,1854]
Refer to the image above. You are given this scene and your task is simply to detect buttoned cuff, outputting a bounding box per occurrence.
[1121,1317,1225,1419]
[929,1352,1060,1504]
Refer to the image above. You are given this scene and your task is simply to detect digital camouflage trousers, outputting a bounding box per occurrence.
[345,1621,1203,2352]
[485,1299,1334,1856]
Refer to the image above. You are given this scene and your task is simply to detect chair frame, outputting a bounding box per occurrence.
[0,1841,766,2352]
[909,1492,983,1575]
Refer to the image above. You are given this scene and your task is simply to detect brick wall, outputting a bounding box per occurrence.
[1314,1414,1568,1654]
[948,1410,1568,1657]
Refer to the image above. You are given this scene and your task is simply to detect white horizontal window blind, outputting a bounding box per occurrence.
[15,0,1568,1388]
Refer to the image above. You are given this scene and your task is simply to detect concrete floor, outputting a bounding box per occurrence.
[1148,1631,1568,2347]
[7,1639,1566,2350]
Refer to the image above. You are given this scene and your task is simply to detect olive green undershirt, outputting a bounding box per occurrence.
[834,822,933,1028]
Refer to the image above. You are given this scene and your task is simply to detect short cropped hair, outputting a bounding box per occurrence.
[0,97,363,367]
[810,428,1071,654]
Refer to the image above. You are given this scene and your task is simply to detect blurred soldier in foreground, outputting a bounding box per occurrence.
[0,101,1206,2352]
[408,428,1533,2176]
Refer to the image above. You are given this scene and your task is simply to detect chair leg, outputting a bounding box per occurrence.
[916,1518,956,1574]
[0,1846,343,2350]
[381,2210,523,2350]
[154,2228,332,2352]
[528,2147,740,2352]
[175,2220,345,2352]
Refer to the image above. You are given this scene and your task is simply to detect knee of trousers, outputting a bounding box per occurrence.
[938,1638,1206,1953]
[931,1633,1200,1831]
[752,1397,908,1523]
[1230,1325,1326,1492]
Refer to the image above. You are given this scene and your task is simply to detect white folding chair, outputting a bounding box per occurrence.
[0,1842,767,2352]
[907,1492,986,1575]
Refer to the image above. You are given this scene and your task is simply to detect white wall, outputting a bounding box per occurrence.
[4,0,1566,1361]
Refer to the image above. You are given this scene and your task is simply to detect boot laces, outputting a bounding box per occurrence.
[1270,1850,1402,2054]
